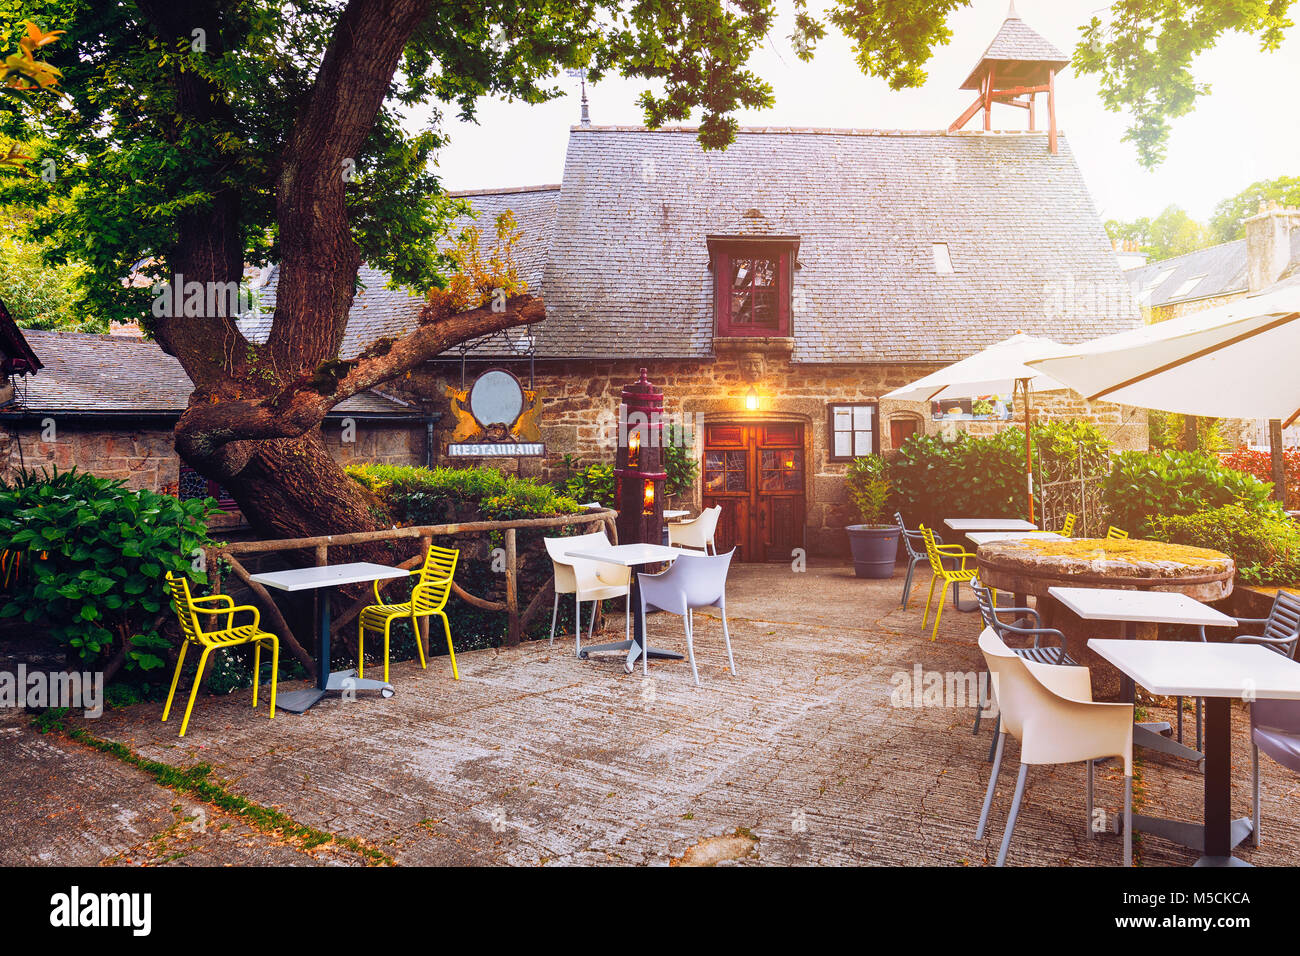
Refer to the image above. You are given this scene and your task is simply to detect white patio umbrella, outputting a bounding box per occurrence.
[884,332,1073,523]
[1027,280,1300,498]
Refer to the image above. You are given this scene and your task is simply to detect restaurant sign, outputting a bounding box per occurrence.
[445,368,544,458]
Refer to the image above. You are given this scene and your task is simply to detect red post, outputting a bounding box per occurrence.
[614,369,666,546]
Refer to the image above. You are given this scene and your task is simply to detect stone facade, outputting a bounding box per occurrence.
[1,417,426,516]
[407,356,1146,556]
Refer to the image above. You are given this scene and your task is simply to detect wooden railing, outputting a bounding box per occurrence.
[207,510,618,677]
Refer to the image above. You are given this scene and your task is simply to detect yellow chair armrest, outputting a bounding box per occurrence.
[192,603,261,630]
[190,594,235,606]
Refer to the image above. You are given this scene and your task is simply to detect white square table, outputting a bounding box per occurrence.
[566,543,685,672]
[1089,639,1300,866]
[250,562,409,712]
[663,510,691,521]
[1051,587,1237,765]
[966,531,1064,546]
[944,518,1038,533]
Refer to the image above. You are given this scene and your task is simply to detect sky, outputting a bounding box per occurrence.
[428,0,1300,225]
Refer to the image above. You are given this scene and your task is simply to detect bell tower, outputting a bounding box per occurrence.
[949,2,1070,154]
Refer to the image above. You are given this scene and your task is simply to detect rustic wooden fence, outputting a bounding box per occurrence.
[207,509,618,677]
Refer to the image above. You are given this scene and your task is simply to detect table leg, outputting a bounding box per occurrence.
[1194,696,1252,867]
[576,562,684,667]
[276,585,394,713]
[1121,621,1205,763]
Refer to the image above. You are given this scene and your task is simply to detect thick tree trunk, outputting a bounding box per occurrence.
[221,431,383,540]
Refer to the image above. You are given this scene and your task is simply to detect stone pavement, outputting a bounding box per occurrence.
[3,561,1298,866]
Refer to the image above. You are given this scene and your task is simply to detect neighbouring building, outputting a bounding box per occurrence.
[1125,202,1300,448]
[0,329,430,529]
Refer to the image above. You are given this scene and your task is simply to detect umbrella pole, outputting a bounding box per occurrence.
[1021,378,1035,524]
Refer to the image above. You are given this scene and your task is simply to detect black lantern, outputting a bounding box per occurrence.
[615,368,666,545]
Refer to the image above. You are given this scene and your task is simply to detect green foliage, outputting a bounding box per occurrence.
[889,429,1028,533]
[1075,1,1296,167]
[561,457,615,508]
[1147,504,1300,587]
[1147,409,1226,454]
[1211,175,1300,243]
[891,421,1115,533]
[1104,205,1212,260]
[0,468,216,669]
[845,454,890,526]
[347,463,582,524]
[662,423,699,499]
[0,222,95,329]
[1102,450,1277,536]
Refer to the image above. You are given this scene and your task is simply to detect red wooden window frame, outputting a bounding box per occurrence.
[712,241,794,337]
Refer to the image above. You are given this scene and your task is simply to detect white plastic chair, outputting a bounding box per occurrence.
[976,627,1134,866]
[543,531,630,657]
[667,505,721,554]
[637,549,736,684]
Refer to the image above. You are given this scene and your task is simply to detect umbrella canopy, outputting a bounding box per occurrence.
[882,332,1071,404]
[884,332,1073,524]
[1026,281,1300,424]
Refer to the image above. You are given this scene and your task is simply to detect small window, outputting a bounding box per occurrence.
[828,403,877,461]
[1171,274,1207,300]
[933,243,954,274]
[710,238,796,337]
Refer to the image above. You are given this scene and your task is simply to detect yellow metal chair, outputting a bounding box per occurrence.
[919,525,979,641]
[1106,526,1129,540]
[1060,513,1076,537]
[359,544,459,682]
[163,571,279,738]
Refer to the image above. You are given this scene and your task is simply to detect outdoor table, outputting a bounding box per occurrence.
[663,510,691,522]
[249,562,409,713]
[1089,638,1300,866]
[966,531,1064,546]
[566,542,686,673]
[1053,587,1236,765]
[943,518,1038,533]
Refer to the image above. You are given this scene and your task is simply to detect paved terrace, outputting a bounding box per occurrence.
[3,562,1298,866]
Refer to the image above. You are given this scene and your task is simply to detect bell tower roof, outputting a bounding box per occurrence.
[959,7,1069,91]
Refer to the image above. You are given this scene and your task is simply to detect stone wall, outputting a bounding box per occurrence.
[405,356,1146,555]
[1,417,425,498]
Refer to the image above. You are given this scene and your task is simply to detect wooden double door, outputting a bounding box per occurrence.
[703,422,806,562]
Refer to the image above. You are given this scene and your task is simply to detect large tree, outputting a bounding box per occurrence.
[1,0,1289,539]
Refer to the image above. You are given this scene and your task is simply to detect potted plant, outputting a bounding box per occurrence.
[845,454,901,579]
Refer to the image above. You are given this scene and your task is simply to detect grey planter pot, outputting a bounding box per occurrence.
[847,524,901,579]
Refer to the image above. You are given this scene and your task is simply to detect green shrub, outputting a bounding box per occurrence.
[889,429,1028,532]
[560,457,615,507]
[0,468,216,673]
[347,463,583,523]
[1102,449,1275,535]
[846,454,891,525]
[1147,504,1300,587]
[662,423,700,499]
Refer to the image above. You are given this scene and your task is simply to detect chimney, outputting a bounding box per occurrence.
[1115,239,1148,272]
[1245,201,1300,292]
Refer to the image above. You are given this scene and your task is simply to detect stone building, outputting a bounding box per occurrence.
[0,330,429,529]
[1125,203,1300,448]
[255,10,1144,559]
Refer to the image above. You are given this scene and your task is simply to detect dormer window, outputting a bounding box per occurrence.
[708,236,798,338]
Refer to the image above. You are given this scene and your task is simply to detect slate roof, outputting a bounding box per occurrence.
[1125,240,1249,310]
[231,126,1136,367]
[514,126,1137,364]
[4,330,417,417]
[960,13,1070,90]
[1127,230,1300,309]
[240,185,558,361]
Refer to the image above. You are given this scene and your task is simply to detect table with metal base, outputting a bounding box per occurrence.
[250,562,410,712]
[566,543,686,672]
[1052,587,1238,767]
[1090,639,1300,866]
